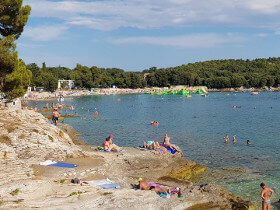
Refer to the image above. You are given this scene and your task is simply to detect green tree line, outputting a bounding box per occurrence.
[27,63,147,92]
[145,58,280,88]
[28,57,280,91]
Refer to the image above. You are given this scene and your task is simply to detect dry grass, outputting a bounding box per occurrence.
[0,135,11,145]
[7,127,16,133]
[18,134,26,139]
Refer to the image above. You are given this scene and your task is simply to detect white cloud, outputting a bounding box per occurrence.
[17,43,45,48]
[256,33,269,37]
[23,0,280,31]
[109,33,245,48]
[22,25,68,41]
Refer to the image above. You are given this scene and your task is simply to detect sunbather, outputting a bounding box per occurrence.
[138,179,170,194]
[102,135,122,152]
[143,141,160,150]
[163,134,183,155]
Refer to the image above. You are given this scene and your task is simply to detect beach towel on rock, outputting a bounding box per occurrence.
[82,179,122,189]
[147,182,179,193]
[102,149,126,152]
[48,162,79,168]
[159,144,178,154]
[40,160,78,168]
[39,160,57,166]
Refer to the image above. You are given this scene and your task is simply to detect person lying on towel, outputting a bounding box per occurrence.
[137,178,170,194]
[143,141,161,150]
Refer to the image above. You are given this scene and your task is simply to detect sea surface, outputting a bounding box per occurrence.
[28,92,280,207]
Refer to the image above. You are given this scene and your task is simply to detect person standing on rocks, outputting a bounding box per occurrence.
[260,182,274,210]
[52,108,60,125]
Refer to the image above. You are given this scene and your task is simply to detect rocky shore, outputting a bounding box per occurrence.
[0,108,254,209]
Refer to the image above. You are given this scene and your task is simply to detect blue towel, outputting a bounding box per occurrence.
[48,162,79,168]
[158,192,167,198]
[98,183,122,189]
[102,149,126,152]
[102,150,111,152]
[166,146,177,154]
[200,183,208,188]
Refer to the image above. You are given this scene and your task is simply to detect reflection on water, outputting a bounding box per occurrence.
[28,92,280,206]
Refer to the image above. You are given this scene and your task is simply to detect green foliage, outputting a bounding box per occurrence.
[29,57,280,90]
[145,58,280,88]
[10,188,19,196]
[68,191,83,197]
[0,36,17,78]
[48,135,54,142]
[0,0,31,100]
[2,59,32,99]
[0,0,31,38]
[30,64,147,89]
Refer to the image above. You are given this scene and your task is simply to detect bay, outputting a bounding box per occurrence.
[28,92,280,206]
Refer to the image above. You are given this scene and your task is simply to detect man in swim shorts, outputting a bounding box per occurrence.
[260,182,274,210]
[52,108,60,125]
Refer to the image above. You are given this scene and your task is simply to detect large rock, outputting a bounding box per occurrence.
[0,109,83,186]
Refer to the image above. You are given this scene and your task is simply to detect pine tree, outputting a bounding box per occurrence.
[0,0,31,100]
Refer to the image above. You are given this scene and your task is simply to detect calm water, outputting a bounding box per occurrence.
[29,92,280,207]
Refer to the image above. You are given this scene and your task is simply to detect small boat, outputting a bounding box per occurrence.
[251,92,259,95]
[201,94,208,97]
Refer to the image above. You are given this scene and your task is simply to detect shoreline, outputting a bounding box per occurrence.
[22,86,280,101]
[0,107,254,209]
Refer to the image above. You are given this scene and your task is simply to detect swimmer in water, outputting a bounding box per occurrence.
[247,140,251,145]
[224,135,229,144]
[233,135,237,144]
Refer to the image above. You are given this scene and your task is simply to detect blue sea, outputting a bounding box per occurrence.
[28,92,280,207]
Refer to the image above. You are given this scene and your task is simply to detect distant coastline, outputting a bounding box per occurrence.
[22,86,280,102]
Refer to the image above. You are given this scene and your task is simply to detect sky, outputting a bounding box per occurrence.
[17,0,280,71]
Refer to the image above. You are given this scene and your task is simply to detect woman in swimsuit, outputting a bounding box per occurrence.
[102,135,121,152]
[163,134,183,155]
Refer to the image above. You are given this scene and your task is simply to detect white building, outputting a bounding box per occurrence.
[58,80,75,90]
